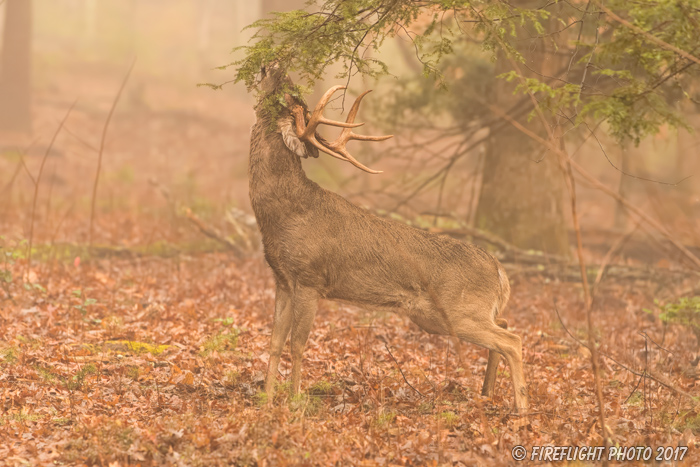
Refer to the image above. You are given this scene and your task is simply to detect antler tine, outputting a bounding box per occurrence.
[324,90,393,174]
[291,103,351,161]
[291,86,392,174]
[344,90,371,125]
[331,146,384,174]
[300,85,364,139]
[335,90,394,144]
[347,134,394,142]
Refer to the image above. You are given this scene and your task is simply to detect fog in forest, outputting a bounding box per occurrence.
[1,1,700,464]
[2,0,699,251]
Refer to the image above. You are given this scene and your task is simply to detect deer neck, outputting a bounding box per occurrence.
[248,116,315,222]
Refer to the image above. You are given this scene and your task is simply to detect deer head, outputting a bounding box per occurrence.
[258,65,392,174]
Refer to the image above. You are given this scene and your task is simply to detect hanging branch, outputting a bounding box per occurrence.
[593,0,700,67]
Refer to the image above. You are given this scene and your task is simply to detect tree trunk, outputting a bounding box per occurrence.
[262,0,305,15]
[474,7,569,256]
[0,0,32,133]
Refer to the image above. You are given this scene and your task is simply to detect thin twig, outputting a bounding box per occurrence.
[591,220,641,298]
[89,58,136,247]
[623,370,644,404]
[562,145,610,445]
[384,343,424,398]
[19,152,36,187]
[1,139,39,199]
[0,159,23,199]
[640,331,674,356]
[26,101,76,281]
[553,303,695,401]
[63,125,99,153]
[644,334,652,426]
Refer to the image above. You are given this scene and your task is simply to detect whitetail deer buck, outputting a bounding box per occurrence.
[250,65,528,413]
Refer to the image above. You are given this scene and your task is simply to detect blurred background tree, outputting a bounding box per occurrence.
[0,0,32,133]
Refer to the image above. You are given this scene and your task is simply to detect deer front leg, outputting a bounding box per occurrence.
[265,284,292,398]
[481,318,508,398]
[289,287,319,395]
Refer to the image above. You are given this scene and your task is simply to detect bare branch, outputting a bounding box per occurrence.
[89,58,136,247]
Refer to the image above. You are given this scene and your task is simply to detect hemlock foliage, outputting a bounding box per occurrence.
[230,0,700,145]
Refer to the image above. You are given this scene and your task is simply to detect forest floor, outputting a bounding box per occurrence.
[1,242,699,466]
[1,66,700,466]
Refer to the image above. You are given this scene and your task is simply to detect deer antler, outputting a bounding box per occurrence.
[290,86,393,174]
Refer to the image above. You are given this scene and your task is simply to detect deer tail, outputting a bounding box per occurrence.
[493,264,511,320]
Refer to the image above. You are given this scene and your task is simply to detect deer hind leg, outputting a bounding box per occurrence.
[265,284,292,397]
[289,287,319,395]
[482,318,508,398]
[457,319,528,413]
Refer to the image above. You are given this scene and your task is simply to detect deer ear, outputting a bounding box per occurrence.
[278,116,315,158]
[303,141,320,158]
[279,95,319,159]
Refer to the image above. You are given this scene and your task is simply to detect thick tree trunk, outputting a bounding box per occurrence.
[0,0,32,133]
[475,107,568,253]
[474,8,569,255]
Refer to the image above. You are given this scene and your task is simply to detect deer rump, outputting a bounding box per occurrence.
[250,68,527,412]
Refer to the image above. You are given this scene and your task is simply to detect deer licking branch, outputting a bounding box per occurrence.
[249,65,528,413]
